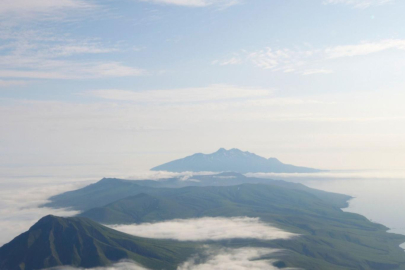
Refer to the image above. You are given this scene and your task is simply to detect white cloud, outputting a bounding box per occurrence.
[247,170,405,180]
[178,248,298,270]
[216,47,319,75]
[0,176,92,246]
[212,57,242,66]
[0,79,28,87]
[48,260,149,270]
[323,0,393,8]
[139,0,240,8]
[0,63,144,80]
[247,48,307,72]
[325,39,405,58]
[0,32,144,80]
[0,0,92,15]
[109,217,297,241]
[89,85,273,104]
[220,39,405,75]
[302,69,333,75]
[48,249,298,270]
[2,90,405,172]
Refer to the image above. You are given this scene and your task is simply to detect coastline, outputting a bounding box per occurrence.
[342,195,405,253]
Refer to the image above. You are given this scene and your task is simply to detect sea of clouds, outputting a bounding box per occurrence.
[49,247,300,270]
[109,217,297,241]
[0,171,300,270]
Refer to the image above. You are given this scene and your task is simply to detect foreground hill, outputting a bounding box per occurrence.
[0,215,196,270]
[151,148,323,173]
[45,175,405,269]
[42,173,405,269]
[77,183,405,269]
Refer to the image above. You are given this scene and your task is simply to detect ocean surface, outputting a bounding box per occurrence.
[1,169,405,250]
[249,170,405,239]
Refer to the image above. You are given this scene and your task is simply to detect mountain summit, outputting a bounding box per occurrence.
[0,215,195,270]
[151,148,323,173]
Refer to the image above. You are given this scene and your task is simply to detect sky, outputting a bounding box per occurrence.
[1,0,405,175]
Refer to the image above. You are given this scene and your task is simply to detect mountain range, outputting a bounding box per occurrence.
[151,148,323,173]
[41,173,405,270]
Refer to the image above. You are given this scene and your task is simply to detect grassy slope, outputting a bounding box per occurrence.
[44,173,351,211]
[0,216,197,270]
[43,174,405,269]
[79,184,405,270]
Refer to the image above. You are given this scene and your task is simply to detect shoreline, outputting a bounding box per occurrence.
[342,196,405,252]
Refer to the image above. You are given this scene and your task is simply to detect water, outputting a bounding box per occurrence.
[250,170,405,250]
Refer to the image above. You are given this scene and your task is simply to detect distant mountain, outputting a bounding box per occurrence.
[0,215,196,270]
[151,148,323,173]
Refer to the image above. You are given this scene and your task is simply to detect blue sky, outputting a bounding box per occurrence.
[1,0,405,174]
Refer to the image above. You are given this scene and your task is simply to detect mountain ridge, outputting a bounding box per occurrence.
[151,148,324,173]
[0,215,197,270]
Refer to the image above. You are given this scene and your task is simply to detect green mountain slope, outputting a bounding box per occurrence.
[0,215,197,270]
[44,173,349,211]
[81,193,197,224]
[79,184,405,270]
[79,184,351,225]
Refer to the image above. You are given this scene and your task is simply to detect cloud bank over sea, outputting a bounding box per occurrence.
[109,217,297,241]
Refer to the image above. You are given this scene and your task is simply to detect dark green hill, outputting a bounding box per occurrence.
[81,193,197,224]
[78,184,405,270]
[79,184,351,225]
[44,173,348,211]
[0,215,197,270]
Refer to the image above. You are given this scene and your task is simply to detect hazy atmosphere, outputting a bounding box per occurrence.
[2,0,405,174]
[1,1,405,270]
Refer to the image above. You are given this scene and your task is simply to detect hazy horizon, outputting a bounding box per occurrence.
[2,0,405,173]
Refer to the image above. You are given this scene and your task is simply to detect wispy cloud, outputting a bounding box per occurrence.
[0,63,144,80]
[214,47,321,75]
[139,0,240,8]
[109,217,297,241]
[0,0,93,16]
[0,32,144,80]
[212,56,242,66]
[179,247,298,270]
[325,39,405,58]
[0,177,90,246]
[302,69,333,75]
[216,39,405,75]
[89,85,273,104]
[0,79,28,87]
[49,249,297,270]
[323,0,393,9]
[48,260,149,270]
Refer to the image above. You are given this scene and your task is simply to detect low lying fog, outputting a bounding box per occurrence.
[49,248,300,270]
[109,217,297,241]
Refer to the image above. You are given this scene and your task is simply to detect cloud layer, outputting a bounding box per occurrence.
[109,217,297,241]
[178,247,297,270]
[324,0,393,8]
[48,248,298,270]
[48,260,149,270]
[0,0,92,15]
[0,177,91,246]
[214,39,405,75]
[139,0,240,8]
[89,85,273,104]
